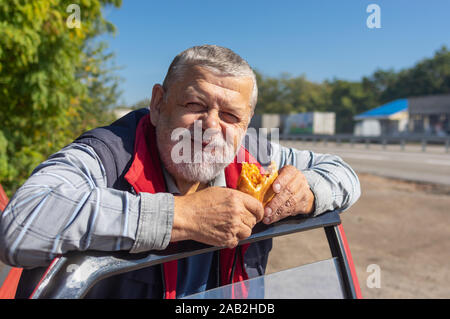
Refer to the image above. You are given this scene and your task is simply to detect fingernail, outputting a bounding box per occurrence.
[265,207,272,217]
[263,217,271,224]
[273,183,281,193]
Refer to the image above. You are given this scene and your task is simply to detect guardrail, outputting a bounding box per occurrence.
[280,134,450,153]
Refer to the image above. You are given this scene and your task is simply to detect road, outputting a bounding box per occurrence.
[279,140,450,186]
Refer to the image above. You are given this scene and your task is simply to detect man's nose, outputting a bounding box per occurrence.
[203,109,220,130]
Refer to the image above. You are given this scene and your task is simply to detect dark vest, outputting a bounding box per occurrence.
[16,109,272,298]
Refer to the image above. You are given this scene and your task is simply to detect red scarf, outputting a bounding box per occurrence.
[124,114,262,299]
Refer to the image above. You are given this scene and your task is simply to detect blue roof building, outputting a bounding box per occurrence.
[353,99,410,136]
[354,99,408,120]
[354,95,450,136]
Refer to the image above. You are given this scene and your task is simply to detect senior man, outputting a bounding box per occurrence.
[0,45,360,299]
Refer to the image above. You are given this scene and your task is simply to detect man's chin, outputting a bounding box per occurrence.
[167,162,228,184]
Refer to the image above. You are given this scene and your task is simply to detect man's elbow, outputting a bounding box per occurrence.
[0,214,50,268]
[0,228,17,267]
[0,235,52,268]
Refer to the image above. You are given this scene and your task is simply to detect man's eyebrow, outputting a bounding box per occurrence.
[184,84,248,113]
[183,87,207,101]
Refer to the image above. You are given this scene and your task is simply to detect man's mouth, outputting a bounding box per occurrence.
[191,137,210,148]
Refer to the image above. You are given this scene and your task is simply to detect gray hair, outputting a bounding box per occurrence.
[162,45,258,111]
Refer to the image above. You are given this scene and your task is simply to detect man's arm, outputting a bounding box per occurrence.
[0,143,174,268]
[269,142,361,217]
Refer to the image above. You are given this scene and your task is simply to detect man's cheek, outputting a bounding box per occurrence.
[227,127,244,150]
[172,114,196,129]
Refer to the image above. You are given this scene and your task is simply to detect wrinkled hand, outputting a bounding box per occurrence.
[263,165,315,224]
[172,187,264,248]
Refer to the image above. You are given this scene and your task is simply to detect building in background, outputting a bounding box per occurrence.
[249,112,335,135]
[408,94,450,136]
[354,95,450,136]
[283,112,335,135]
[354,99,409,136]
[249,114,282,133]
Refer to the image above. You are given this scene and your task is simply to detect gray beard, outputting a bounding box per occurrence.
[163,160,228,184]
[156,128,241,184]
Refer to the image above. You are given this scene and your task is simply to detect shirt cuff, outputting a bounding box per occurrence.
[130,192,174,253]
[301,170,334,216]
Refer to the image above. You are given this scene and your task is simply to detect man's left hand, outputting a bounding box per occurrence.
[263,165,315,224]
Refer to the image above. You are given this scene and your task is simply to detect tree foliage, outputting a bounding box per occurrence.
[363,46,450,102]
[255,45,450,133]
[0,0,122,196]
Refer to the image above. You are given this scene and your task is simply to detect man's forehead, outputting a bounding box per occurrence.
[179,66,253,101]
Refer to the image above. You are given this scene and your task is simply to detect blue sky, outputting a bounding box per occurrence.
[99,0,450,105]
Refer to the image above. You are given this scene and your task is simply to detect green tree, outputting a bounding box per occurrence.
[0,0,122,196]
[325,79,378,133]
[254,70,288,114]
[364,46,450,103]
[255,71,329,114]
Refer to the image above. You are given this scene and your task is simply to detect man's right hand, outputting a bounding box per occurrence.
[171,187,264,248]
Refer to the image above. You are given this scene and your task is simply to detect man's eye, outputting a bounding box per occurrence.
[220,112,239,123]
[186,103,206,112]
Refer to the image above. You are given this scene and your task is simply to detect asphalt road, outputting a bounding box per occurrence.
[280,140,450,186]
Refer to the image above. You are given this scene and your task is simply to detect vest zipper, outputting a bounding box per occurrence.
[215,251,221,288]
[228,246,240,284]
[160,264,166,299]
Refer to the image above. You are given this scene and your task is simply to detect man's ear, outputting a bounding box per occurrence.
[149,84,165,126]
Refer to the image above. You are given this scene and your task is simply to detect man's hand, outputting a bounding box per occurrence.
[262,165,315,224]
[172,187,264,248]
